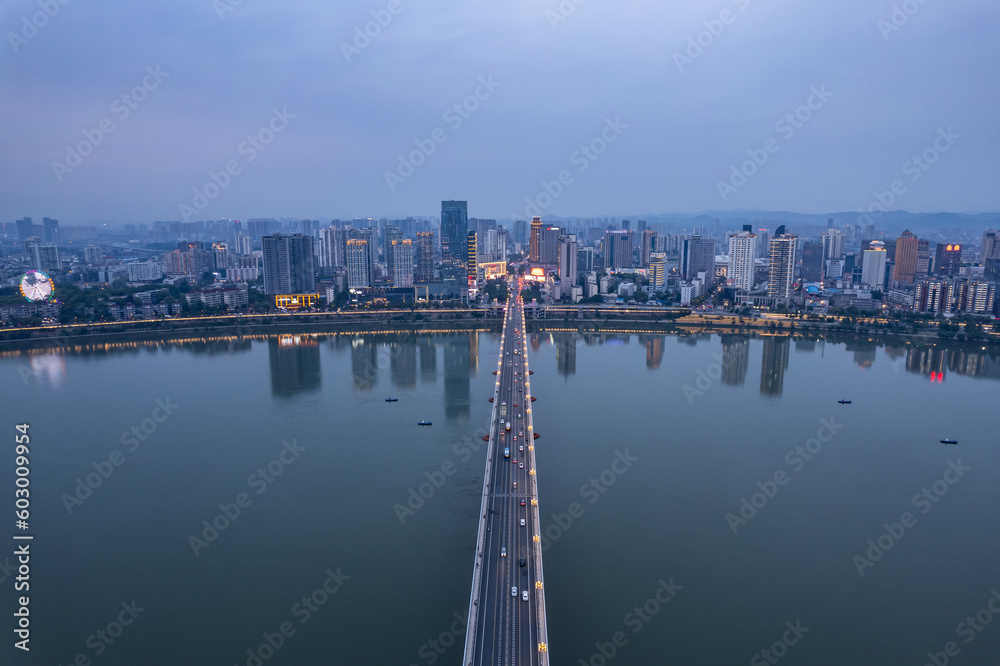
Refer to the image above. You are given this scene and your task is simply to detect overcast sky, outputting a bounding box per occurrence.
[1,0,997,225]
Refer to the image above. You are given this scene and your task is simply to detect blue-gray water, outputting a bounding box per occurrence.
[1,331,998,665]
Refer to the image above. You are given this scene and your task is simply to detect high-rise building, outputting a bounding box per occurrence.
[529,217,543,263]
[801,241,824,283]
[981,229,1000,263]
[15,217,34,242]
[934,243,962,276]
[213,242,229,270]
[383,226,403,277]
[467,231,478,285]
[649,252,667,291]
[820,229,845,263]
[603,230,634,271]
[682,235,715,280]
[893,230,919,284]
[318,226,345,269]
[42,217,59,244]
[916,238,932,279]
[441,200,468,281]
[541,226,561,265]
[84,245,102,264]
[26,239,61,272]
[415,231,434,282]
[234,232,252,256]
[727,229,757,291]
[577,247,594,275]
[862,241,888,289]
[558,235,578,287]
[913,279,954,314]
[392,239,414,287]
[640,230,658,268]
[262,233,315,295]
[767,228,797,299]
[956,280,995,315]
[346,239,372,288]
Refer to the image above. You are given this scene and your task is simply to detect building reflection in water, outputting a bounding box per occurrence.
[469,331,479,372]
[444,335,471,419]
[555,333,577,377]
[350,337,379,391]
[642,335,664,370]
[846,341,877,369]
[269,335,321,397]
[794,339,816,353]
[390,340,417,389]
[419,337,437,383]
[29,353,66,388]
[720,335,749,386]
[904,346,1000,381]
[760,336,790,396]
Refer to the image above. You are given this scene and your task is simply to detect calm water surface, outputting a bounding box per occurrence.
[1,331,998,665]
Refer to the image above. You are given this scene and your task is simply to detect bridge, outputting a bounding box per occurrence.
[464,278,550,665]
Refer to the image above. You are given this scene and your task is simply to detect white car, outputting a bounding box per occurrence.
[511,586,517,597]
[522,590,529,602]
[501,547,507,557]
[520,518,526,526]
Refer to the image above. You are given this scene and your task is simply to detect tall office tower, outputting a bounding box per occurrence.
[820,228,845,263]
[621,219,631,231]
[318,226,344,269]
[603,230,634,271]
[529,216,543,262]
[16,217,34,242]
[982,229,1000,262]
[212,242,229,270]
[916,238,932,279]
[415,231,435,282]
[441,200,468,281]
[514,219,528,246]
[262,234,316,295]
[893,230,919,284]
[497,229,509,262]
[801,242,824,282]
[346,239,372,288]
[728,229,758,290]
[42,217,59,244]
[649,252,667,291]
[682,235,715,280]
[640,230,658,267]
[862,241,888,289]
[934,243,962,276]
[767,227,797,299]
[383,225,403,267]
[466,231,478,285]
[392,239,414,287]
[541,226,561,265]
[577,247,594,275]
[558,235,578,287]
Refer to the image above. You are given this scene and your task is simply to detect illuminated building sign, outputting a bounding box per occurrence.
[275,294,320,308]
